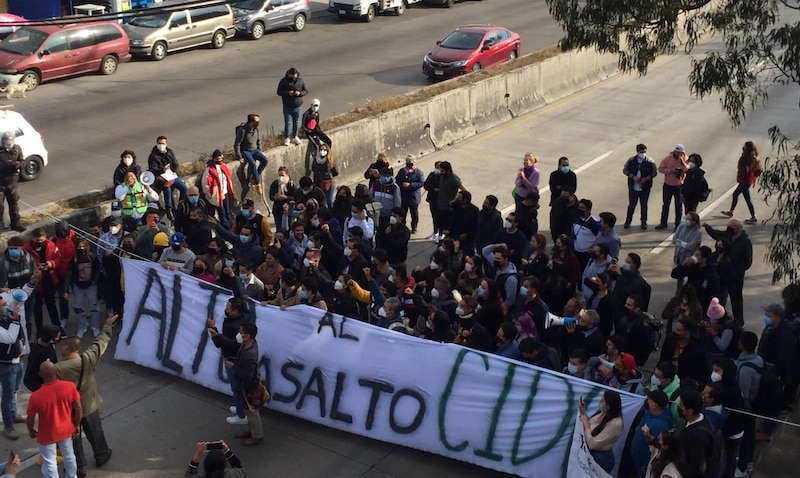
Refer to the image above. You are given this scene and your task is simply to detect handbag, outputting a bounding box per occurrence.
[242,381,270,411]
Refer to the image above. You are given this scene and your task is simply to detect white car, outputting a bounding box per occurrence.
[0,108,48,181]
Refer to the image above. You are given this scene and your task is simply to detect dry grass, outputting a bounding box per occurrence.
[22,204,74,225]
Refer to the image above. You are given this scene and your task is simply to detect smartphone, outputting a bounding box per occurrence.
[206,441,223,450]
[8,450,14,460]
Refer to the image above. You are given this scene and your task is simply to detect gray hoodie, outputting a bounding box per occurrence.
[736,353,764,411]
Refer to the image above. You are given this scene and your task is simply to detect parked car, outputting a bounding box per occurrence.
[123,0,235,61]
[0,21,131,90]
[422,25,520,78]
[0,13,27,41]
[234,0,310,40]
[0,108,48,181]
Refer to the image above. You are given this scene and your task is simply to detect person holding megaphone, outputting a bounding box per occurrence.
[114,170,159,220]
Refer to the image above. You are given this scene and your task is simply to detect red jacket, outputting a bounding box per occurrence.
[736,161,762,186]
[202,162,235,208]
[52,231,76,280]
[24,239,61,290]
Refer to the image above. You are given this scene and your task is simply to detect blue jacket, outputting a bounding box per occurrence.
[631,408,672,468]
[395,167,424,206]
[736,353,764,411]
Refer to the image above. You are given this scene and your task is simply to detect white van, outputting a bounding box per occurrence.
[0,107,48,181]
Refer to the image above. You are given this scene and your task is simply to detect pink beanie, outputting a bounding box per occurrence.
[707,298,725,320]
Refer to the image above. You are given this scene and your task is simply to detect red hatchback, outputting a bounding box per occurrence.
[0,21,131,90]
[422,25,521,78]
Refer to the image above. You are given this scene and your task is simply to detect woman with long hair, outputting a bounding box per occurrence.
[331,185,353,225]
[578,390,624,474]
[722,141,762,224]
[661,283,704,334]
[646,429,688,478]
[311,142,338,207]
[475,278,507,338]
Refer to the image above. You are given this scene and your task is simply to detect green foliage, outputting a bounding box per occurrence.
[546,0,800,283]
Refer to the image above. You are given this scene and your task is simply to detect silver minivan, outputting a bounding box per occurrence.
[233,0,311,40]
[123,0,235,61]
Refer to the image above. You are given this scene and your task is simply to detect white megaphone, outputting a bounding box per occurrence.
[545,312,576,329]
[0,283,32,315]
[140,171,155,186]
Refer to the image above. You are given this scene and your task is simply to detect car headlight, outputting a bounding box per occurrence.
[451,60,468,67]
[353,4,360,11]
[424,55,431,63]
[0,69,17,75]
[130,39,145,46]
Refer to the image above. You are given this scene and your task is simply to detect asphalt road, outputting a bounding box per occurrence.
[11,0,564,209]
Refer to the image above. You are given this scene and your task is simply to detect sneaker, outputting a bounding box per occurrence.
[655,224,668,230]
[432,233,440,242]
[411,228,417,234]
[640,223,648,230]
[284,138,291,146]
[226,415,248,425]
[744,217,757,225]
[623,222,631,229]
[229,406,238,415]
[95,449,112,468]
[4,426,18,440]
[721,210,734,217]
[291,136,302,145]
[76,328,88,338]
[13,414,26,424]
[425,232,436,240]
[10,224,25,232]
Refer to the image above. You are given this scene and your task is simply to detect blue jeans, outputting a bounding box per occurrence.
[590,449,615,474]
[0,362,23,428]
[163,177,189,212]
[283,105,302,139]
[226,366,244,418]
[241,149,269,185]
[731,183,756,218]
[217,196,232,230]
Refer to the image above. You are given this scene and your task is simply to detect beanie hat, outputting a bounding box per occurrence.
[153,232,169,247]
[707,297,725,320]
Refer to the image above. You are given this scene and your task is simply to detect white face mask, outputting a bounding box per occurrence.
[455,306,465,316]
[430,288,440,299]
[123,156,133,166]
[389,216,398,225]
[334,281,344,291]
[343,247,352,257]
[156,144,166,153]
[377,307,388,318]
[650,375,661,388]
[429,261,439,270]
[503,219,512,229]
[710,372,722,383]
[311,219,320,227]
[110,225,121,235]
[111,210,122,218]
[279,175,289,184]
[235,332,243,344]
[689,162,697,169]
[320,150,328,157]
[464,263,473,272]
[303,258,312,267]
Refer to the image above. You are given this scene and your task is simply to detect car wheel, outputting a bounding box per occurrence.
[212,30,226,49]
[366,4,376,22]
[509,50,517,61]
[20,70,39,90]
[471,62,481,72]
[395,0,406,15]
[250,21,264,40]
[20,155,43,181]
[152,42,167,61]
[293,14,306,31]
[99,55,118,75]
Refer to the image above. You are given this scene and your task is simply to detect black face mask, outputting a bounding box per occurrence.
[154,246,167,257]
[171,244,182,252]
[192,266,205,275]
[33,241,45,249]
[122,244,135,252]
[77,249,87,257]
[207,247,219,255]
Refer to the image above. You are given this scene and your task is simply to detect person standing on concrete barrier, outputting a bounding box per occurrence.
[0,132,26,232]
[395,155,424,234]
[234,115,269,196]
[302,99,332,178]
[656,144,689,230]
[277,67,307,147]
[56,314,117,475]
[622,144,657,230]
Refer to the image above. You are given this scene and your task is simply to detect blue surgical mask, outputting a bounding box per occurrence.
[241,209,251,218]
[519,286,528,296]
[567,364,578,374]
[224,259,234,268]
[560,166,570,174]
[763,315,772,327]
[300,289,308,300]
[239,273,248,281]
[381,176,391,184]
[650,375,661,388]
[239,235,250,243]
[477,287,485,298]
[621,263,632,272]
[7,249,20,259]
[351,212,359,220]
[188,195,199,205]
[2,307,12,316]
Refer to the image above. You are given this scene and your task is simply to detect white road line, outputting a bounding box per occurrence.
[649,184,739,255]
[499,150,613,217]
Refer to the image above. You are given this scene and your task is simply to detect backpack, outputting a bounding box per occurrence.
[699,176,712,202]
[738,362,784,415]
[496,271,523,301]
[697,425,726,478]
[641,312,663,352]
[235,122,246,140]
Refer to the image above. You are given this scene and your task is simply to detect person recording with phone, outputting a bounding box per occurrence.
[184,440,245,477]
[0,451,21,477]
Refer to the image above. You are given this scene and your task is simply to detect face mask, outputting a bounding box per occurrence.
[111,210,122,218]
[302,188,312,195]
[429,261,439,270]
[689,162,697,169]
[389,216,398,225]
[122,243,135,252]
[560,166,570,174]
[239,235,250,243]
[710,372,722,383]
[241,209,251,218]
[455,306,465,316]
[763,315,772,327]
[110,226,121,235]
[224,259,234,268]
[334,281,345,291]
[425,321,432,329]
[300,289,308,300]
[2,306,12,316]
[320,150,328,157]
[351,212,359,220]
[77,248,87,256]
[552,245,561,253]
[188,196,199,205]
[438,246,446,253]
[637,153,645,160]
[431,288,440,299]
[519,286,528,296]
[239,273,248,281]
[621,263,632,272]
[207,247,219,255]
[7,249,20,259]
[279,175,289,184]
[123,156,133,166]
[464,263,473,272]
[568,364,580,374]
[303,258,312,267]
[171,244,183,251]
[503,219,512,229]
[477,287,485,298]
[406,163,414,169]
[235,333,243,344]
[312,106,319,113]
[343,246,352,257]
[433,169,441,175]
[156,144,167,153]
[726,226,735,236]
[309,217,321,227]
[650,375,662,388]
[377,307,388,318]
[192,266,205,275]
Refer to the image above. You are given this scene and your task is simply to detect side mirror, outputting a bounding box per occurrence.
[40,49,51,56]
[435,40,441,45]
[481,40,491,51]
[170,22,179,29]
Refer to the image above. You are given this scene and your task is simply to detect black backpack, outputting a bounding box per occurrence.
[738,362,784,415]
[697,425,726,478]
[496,271,523,301]
[699,176,712,202]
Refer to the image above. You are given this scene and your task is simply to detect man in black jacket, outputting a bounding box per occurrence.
[670,245,722,312]
[660,318,708,388]
[475,195,502,255]
[276,67,307,146]
[622,144,657,230]
[0,132,26,232]
[147,135,188,221]
[679,389,719,478]
[449,191,479,256]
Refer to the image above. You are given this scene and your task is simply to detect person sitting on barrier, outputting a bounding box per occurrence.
[114,171,159,221]
[184,440,245,477]
[147,136,189,222]
[112,149,142,187]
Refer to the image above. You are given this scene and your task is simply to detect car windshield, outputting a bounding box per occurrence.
[235,0,264,10]
[0,27,48,55]
[128,13,170,28]
[439,31,484,50]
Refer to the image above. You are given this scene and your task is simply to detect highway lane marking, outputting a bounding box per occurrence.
[649,183,739,255]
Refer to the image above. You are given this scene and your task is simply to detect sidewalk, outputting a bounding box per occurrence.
[751,407,800,478]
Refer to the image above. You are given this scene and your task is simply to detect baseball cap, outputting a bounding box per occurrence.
[763,303,785,318]
[674,144,685,153]
[645,388,669,409]
[170,232,185,246]
[619,352,636,372]
[241,198,255,208]
[311,98,321,106]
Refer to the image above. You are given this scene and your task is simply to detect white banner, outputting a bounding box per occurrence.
[116,260,643,477]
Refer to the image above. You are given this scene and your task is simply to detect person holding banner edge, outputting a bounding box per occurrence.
[578,390,624,474]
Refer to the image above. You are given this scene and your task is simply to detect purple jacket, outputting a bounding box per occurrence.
[514,166,540,197]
